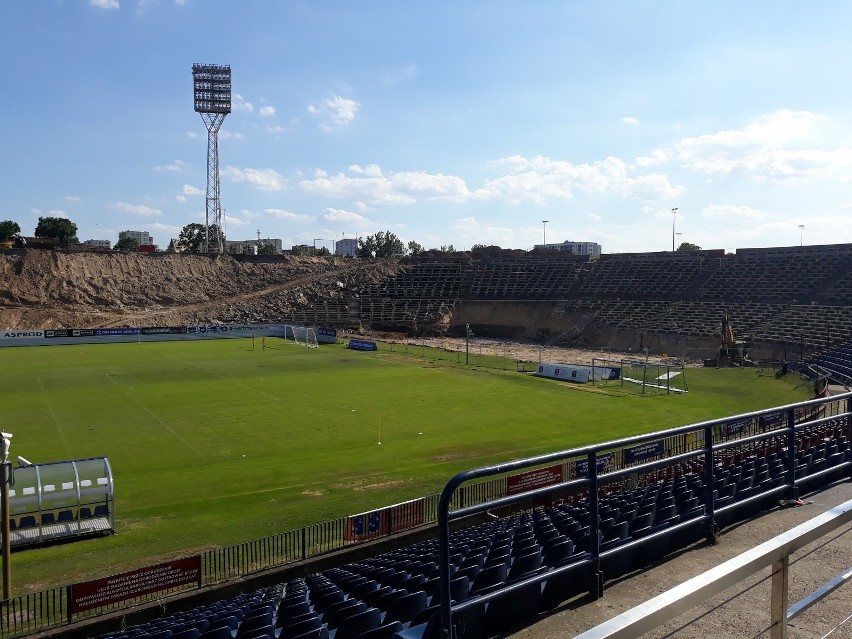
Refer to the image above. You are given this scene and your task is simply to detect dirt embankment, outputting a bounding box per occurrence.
[0,250,401,329]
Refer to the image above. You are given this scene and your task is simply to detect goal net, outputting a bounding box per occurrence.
[284,325,319,349]
[591,358,688,395]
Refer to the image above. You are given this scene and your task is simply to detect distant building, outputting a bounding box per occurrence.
[84,239,111,250]
[535,240,601,257]
[224,238,284,255]
[335,238,358,257]
[119,230,154,246]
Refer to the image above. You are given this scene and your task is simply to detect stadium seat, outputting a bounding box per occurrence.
[383,590,427,626]
[357,621,403,639]
[330,607,381,639]
[282,616,323,639]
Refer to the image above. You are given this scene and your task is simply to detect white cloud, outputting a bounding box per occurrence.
[308,95,361,131]
[90,0,119,8]
[232,94,254,112]
[182,184,204,196]
[241,208,311,221]
[224,213,250,227]
[641,109,852,184]
[621,116,639,125]
[153,159,190,172]
[299,164,470,205]
[115,202,163,217]
[221,166,287,191]
[147,221,182,235]
[379,63,418,86]
[322,208,370,225]
[47,209,68,218]
[65,195,81,202]
[635,149,670,167]
[175,195,186,203]
[450,217,516,247]
[701,204,770,220]
[186,131,199,139]
[259,105,276,118]
[219,131,245,140]
[474,155,682,203]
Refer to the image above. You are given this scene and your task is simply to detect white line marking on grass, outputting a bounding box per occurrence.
[178,360,282,403]
[105,374,208,462]
[36,377,73,458]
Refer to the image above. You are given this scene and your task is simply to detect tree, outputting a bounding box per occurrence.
[114,236,140,251]
[677,242,702,252]
[407,240,424,256]
[439,244,456,253]
[35,216,78,243]
[0,220,20,242]
[257,242,278,256]
[357,230,405,258]
[176,223,226,253]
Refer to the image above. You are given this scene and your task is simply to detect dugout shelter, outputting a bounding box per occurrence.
[8,456,114,547]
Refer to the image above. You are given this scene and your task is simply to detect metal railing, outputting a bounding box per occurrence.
[573,497,852,639]
[435,393,852,639]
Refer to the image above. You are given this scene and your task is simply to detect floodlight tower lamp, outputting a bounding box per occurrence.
[192,63,232,254]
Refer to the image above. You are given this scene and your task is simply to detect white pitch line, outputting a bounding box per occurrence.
[178,359,283,403]
[37,377,73,458]
[105,373,208,462]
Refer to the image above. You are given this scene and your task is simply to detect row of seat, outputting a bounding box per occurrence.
[11,505,109,530]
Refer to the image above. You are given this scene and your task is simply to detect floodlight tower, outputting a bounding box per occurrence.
[192,63,231,254]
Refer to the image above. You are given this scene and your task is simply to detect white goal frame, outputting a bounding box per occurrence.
[284,324,319,349]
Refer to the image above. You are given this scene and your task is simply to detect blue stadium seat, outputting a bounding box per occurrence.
[331,607,381,639]
[383,590,427,626]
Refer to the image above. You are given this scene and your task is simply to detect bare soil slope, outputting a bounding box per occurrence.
[0,250,400,329]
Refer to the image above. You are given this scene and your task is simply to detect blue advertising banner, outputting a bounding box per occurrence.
[348,339,377,351]
[624,440,664,464]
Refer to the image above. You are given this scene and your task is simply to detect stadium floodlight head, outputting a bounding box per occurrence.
[192,63,232,114]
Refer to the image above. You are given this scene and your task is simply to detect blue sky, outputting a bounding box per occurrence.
[3,1,852,254]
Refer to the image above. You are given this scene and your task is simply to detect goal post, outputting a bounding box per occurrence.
[591,357,688,395]
[284,324,318,349]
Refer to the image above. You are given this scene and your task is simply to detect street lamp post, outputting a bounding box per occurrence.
[798,225,804,246]
[671,208,678,252]
[542,220,549,249]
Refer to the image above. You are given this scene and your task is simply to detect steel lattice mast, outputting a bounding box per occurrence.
[192,63,231,254]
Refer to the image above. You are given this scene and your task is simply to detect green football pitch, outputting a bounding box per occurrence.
[1,339,810,592]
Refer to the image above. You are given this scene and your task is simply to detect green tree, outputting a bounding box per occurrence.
[357,230,405,258]
[257,242,278,256]
[407,240,424,256]
[114,236,140,251]
[439,244,456,253]
[35,216,78,243]
[176,223,225,253]
[677,242,702,252]
[0,220,21,242]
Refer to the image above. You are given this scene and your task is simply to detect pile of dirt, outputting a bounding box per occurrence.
[0,250,402,329]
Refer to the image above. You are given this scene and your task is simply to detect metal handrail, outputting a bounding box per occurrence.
[436,393,852,639]
[573,498,852,639]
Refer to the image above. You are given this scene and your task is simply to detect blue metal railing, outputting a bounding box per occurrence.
[436,393,852,639]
